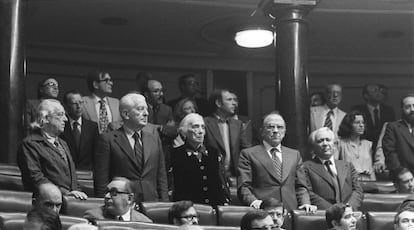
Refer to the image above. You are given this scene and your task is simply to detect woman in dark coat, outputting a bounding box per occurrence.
[171,113,230,206]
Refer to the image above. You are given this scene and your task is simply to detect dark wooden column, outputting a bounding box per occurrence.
[264,1,316,156]
[0,0,25,163]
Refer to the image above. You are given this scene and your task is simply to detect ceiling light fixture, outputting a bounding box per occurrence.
[235,27,274,48]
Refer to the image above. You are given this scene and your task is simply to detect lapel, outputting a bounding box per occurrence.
[309,158,335,187]
[206,118,226,151]
[62,121,76,148]
[113,128,140,170]
[397,121,414,148]
[335,160,347,190]
[257,145,280,182]
[107,97,117,122]
[141,129,153,166]
[79,119,92,152]
[281,146,295,182]
[59,137,76,183]
[85,96,98,121]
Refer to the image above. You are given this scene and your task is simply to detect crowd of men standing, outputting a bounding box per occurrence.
[15,70,414,228]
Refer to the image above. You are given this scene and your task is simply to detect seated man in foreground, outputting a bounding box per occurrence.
[84,177,152,223]
[168,200,199,226]
[394,207,414,230]
[392,167,414,194]
[240,209,276,230]
[326,203,360,230]
[32,182,63,213]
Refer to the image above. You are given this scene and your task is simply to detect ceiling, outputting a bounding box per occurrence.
[26,0,414,73]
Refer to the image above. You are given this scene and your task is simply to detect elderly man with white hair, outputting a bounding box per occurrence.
[171,113,230,205]
[93,93,168,202]
[18,99,87,199]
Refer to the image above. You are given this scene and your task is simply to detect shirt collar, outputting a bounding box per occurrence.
[93,94,107,104]
[119,208,131,221]
[124,126,141,138]
[41,130,58,144]
[317,156,335,166]
[69,116,82,126]
[263,140,281,153]
[367,104,380,113]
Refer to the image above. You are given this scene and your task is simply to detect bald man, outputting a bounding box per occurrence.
[94,93,168,202]
[32,183,63,213]
[17,99,87,199]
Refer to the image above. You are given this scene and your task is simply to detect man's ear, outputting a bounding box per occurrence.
[93,81,99,90]
[332,220,340,228]
[121,110,129,120]
[173,218,180,226]
[128,193,135,202]
[215,99,222,108]
[32,198,36,207]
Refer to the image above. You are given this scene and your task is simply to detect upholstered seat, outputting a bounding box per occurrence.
[78,179,94,197]
[361,193,408,212]
[97,220,179,230]
[291,210,366,230]
[0,164,21,177]
[0,175,24,191]
[216,205,254,226]
[62,196,103,217]
[359,180,396,193]
[141,202,217,225]
[75,170,93,181]
[366,211,395,230]
[0,190,32,213]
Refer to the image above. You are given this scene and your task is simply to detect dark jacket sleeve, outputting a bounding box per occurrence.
[345,163,364,210]
[382,123,401,171]
[93,134,111,197]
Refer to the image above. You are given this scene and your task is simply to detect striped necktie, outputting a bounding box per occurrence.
[270,148,282,181]
[324,110,334,130]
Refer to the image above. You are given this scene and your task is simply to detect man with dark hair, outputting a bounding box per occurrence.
[17,99,87,200]
[394,207,414,230]
[93,93,168,202]
[238,112,314,212]
[310,84,346,137]
[82,70,121,133]
[23,207,62,230]
[303,127,363,210]
[392,167,414,194]
[325,203,359,230]
[32,183,63,213]
[240,209,275,230]
[351,83,395,151]
[383,94,414,174]
[205,89,251,186]
[168,200,199,226]
[60,90,99,170]
[260,198,286,229]
[135,71,152,93]
[84,177,152,223]
[167,74,209,116]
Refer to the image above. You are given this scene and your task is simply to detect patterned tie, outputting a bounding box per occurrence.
[324,110,334,130]
[133,132,144,173]
[270,148,282,181]
[99,100,109,133]
[54,140,68,165]
[324,160,341,203]
[72,121,81,149]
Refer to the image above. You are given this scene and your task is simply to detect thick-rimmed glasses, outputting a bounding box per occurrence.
[252,225,280,230]
[43,82,59,88]
[105,188,129,197]
[180,214,198,221]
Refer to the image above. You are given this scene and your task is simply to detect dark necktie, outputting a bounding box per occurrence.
[118,216,124,221]
[373,108,380,128]
[270,148,282,181]
[133,132,144,172]
[54,140,68,165]
[99,100,109,133]
[72,121,81,149]
[324,160,341,203]
[152,105,159,124]
[324,110,334,130]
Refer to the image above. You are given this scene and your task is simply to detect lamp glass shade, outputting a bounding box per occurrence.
[235,28,274,48]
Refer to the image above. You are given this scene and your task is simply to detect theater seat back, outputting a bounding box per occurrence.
[0,190,32,213]
[97,220,179,229]
[362,193,408,212]
[292,210,366,230]
[62,196,103,217]
[141,202,216,225]
[216,205,254,226]
[366,211,395,230]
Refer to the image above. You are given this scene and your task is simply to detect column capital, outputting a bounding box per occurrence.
[262,0,318,20]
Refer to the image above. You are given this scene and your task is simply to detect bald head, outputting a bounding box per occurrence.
[119,93,149,130]
[33,183,62,213]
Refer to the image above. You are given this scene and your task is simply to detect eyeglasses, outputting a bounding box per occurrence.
[252,225,280,230]
[180,214,198,221]
[268,211,285,218]
[150,88,165,94]
[344,212,362,219]
[98,78,112,84]
[43,82,59,88]
[105,188,129,197]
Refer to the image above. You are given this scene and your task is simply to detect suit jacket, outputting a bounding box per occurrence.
[351,104,395,149]
[204,116,252,176]
[17,130,79,194]
[237,144,310,211]
[383,120,414,172]
[83,206,152,223]
[171,143,230,206]
[60,118,99,170]
[303,158,363,210]
[93,126,168,202]
[81,95,122,132]
[310,105,346,137]
[148,103,173,125]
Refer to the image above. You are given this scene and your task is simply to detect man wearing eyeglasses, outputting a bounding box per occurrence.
[82,70,122,134]
[93,93,168,202]
[260,198,286,229]
[168,200,199,226]
[326,203,360,230]
[394,207,414,230]
[240,209,280,230]
[84,177,152,223]
[18,99,88,200]
[60,90,99,170]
